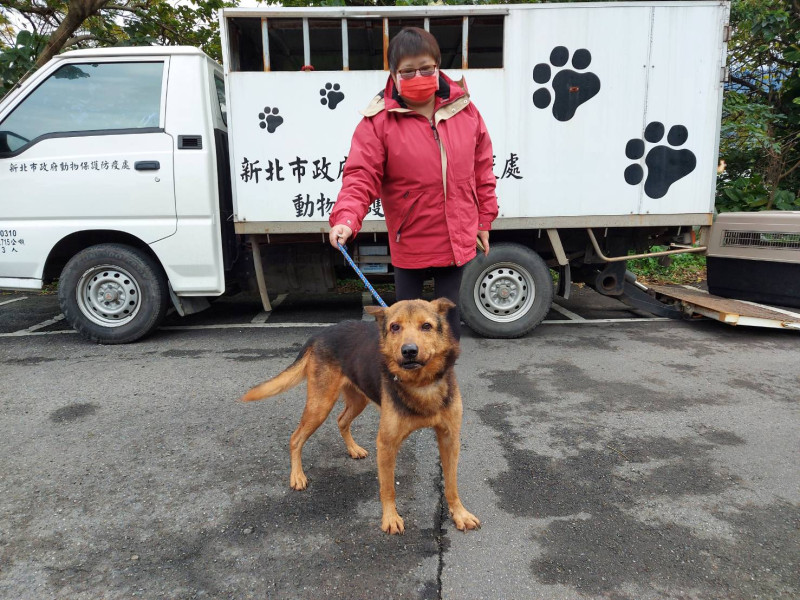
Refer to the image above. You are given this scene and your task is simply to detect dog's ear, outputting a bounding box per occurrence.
[431,297,456,315]
[364,305,386,323]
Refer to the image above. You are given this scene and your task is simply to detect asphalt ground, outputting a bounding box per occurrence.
[0,288,798,599]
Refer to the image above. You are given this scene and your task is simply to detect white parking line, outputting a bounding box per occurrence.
[162,321,333,331]
[3,314,66,337]
[0,316,673,339]
[0,329,77,338]
[550,302,586,321]
[541,317,671,324]
[0,296,28,307]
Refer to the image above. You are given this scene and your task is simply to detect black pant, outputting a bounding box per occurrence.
[394,266,464,340]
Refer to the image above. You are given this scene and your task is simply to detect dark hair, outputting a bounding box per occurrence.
[387,27,441,73]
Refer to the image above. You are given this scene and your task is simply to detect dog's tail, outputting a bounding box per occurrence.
[239,349,310,402]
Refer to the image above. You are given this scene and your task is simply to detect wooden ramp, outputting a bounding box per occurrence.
[649,285,800,331]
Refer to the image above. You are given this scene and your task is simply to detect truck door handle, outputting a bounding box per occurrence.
[134,161,160,171]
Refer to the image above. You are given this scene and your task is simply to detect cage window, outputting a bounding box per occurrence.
[267,19,304,72]
[346,19,384,71]
[308,19,344,71]
[429,18,463,70]
[227,17,264,72]
[429,15,504,70]
[226,14,504,73]
[388,18,425,41]
[468,15,504,69]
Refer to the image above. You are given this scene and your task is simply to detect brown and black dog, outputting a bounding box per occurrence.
[239,298,480,535]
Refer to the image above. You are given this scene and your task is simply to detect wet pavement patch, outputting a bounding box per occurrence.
[694,426,746,447]
[49,403,97,423]
[40,467,442,599]
[160,349,207,359]
[483,369,544,403]
[28,416,444,599]
[220,346,303,362]
[475,401,797,598]
[3,356,59,365]
[532,361,723,412]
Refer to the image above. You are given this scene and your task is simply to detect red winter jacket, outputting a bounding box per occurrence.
[329,72,498,269]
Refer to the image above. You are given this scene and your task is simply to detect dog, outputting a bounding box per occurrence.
[239,298,480,535]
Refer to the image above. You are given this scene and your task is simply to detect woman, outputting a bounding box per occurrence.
[328,27,498,338]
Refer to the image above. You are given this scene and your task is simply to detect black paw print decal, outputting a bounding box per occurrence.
[258,107,283,133]
[533,46,601,122]
[320,83,345,110]
[624,122,697,199]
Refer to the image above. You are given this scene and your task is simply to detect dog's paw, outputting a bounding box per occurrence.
[347,444,369,459]
[290,470,308,490]
[381,512,405,535]
[452,508,481,532]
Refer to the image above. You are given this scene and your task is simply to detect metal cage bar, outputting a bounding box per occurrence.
[722,230,800,250]
[383,18,390,70]
[261,18,270,72]
[302,18,310,66]
[462,16,469,69]
[341,18,349,71]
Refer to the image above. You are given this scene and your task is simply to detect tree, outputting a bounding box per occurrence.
[0,0,231,97]
[718,0,800,212]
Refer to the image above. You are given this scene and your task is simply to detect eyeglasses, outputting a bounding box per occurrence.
[397,65,437,80]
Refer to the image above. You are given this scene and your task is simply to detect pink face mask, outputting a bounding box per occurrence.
[396,69,439,103]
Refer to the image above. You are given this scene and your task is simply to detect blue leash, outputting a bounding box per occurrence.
[337,242,388,308]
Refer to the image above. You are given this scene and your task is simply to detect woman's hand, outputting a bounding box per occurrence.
[477,230,490,256]
[329,224,353,249]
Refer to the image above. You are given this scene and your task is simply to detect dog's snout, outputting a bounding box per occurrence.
[401,344,419,359]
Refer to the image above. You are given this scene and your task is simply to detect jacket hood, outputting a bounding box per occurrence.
[360,71,469,117]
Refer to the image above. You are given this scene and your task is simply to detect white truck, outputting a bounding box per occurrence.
[0,1,730,342]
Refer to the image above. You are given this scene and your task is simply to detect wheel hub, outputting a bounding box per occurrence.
[76,265,141,327]
[473,263,536,323]
[99,283,124,305]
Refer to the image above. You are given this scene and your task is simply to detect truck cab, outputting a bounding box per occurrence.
[0,47,234,342]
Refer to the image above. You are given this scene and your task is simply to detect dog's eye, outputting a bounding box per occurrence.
[421,322,433,331]
[390,323,401,332]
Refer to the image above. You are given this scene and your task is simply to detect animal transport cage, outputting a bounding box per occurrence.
[706,211,800,308]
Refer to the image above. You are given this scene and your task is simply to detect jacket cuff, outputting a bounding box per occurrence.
[332,212,361,237]
[478,219,493,231]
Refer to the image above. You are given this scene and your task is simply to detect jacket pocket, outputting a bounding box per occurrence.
[471,183,480,209]
[395,191,420,242]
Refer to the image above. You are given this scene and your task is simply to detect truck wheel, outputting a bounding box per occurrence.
[58,244,169,344]
[459,243,553,338]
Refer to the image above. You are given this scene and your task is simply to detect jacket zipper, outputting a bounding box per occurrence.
[429,117,447,202]
[429,117,440,142]
[395,191,415,242]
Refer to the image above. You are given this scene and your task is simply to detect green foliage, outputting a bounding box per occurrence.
[717,172,800,212]
[0,0,234,97]
[0,30,45,96]
[628,248,707,285]
[718,0,800,213]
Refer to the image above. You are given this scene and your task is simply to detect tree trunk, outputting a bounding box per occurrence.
[764,123,783,210]
[32,0,109,72]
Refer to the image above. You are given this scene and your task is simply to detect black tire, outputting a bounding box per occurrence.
[459,242,554,338]
[58,243,169,344]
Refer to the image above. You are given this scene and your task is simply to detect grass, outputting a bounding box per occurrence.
[627,248,707,286]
